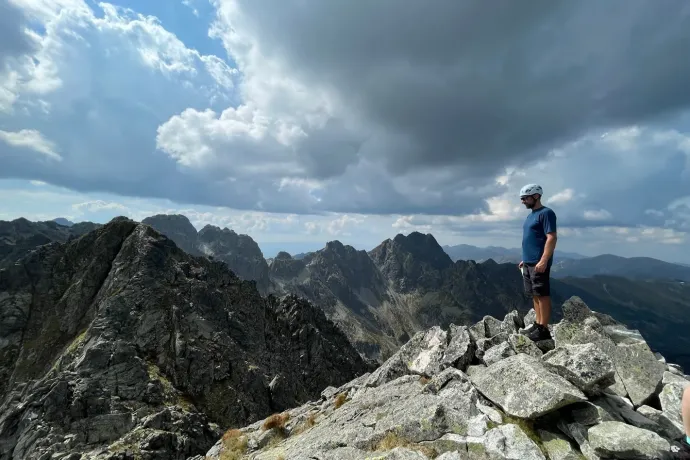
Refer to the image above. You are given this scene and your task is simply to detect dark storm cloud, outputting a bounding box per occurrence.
[2,0,690,220]
[233,0,690,177]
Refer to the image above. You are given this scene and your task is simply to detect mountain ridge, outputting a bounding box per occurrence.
[0,217,368,459]
[4,215,690,370]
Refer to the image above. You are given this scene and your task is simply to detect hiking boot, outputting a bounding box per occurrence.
[520,322,539,336]
[527,323,552,342]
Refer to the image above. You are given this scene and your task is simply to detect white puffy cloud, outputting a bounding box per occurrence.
[72,200,128,214]
[0,129,61,160]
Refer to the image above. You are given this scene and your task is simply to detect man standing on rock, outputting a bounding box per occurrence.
[518,184,557,342]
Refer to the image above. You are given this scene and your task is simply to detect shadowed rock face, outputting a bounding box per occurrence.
[197,224,272,294]
[0,218,100,269]
[204,297,688,460]
[142,214,201,256]
[142,214,273,294]
[0,219,368,459]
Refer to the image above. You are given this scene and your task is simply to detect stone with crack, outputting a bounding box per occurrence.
[542,343,616,395]
[471,353,587,419]
[588,421,671,459]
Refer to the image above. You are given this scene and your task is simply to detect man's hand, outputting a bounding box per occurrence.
[535,260,547,273]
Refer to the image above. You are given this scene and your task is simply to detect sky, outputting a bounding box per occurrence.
[1,0,689,262]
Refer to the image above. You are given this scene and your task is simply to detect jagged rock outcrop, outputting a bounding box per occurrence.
[204,297,689,460]
[0,218,368,459]
[370,232,454,292]
[141,214,201,256]
[0,218,100,269]
[267,251,305,280]
[141,214,272,294]
[197,225,272,293]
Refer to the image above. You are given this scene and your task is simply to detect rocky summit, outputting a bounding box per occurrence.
[205,297,689,460]
[0,218,368,459]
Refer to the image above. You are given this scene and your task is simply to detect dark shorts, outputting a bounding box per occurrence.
[522,262,551,296]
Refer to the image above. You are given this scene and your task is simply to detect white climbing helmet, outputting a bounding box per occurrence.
[519,184,543,198]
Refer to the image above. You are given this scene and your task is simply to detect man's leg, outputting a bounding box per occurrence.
[527,267,553,341]
[538,295,551,326]
[533,296,541,324]
[520,265,539,335]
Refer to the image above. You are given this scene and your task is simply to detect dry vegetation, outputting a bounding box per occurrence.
[291,412,318,436]
[262,412,291,431]
[219,429,248,460]
[334,392,348,408]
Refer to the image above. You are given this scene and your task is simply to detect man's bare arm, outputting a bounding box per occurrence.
[540,232,557,263]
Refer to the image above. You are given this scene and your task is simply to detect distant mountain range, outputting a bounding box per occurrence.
[443,243,690,282]
[0,218,100,269]
[551,254,690,282]
[442,243,588,263]
[3,215,690,371]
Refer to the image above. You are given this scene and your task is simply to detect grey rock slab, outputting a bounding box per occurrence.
[466,365,487,379]
[365,327,450,387]
[483,315,504,339]
[366,447,429,459]
[405,327,449,377]
[482,341,515,367]
[469,320,487,342]
[535,339,555,353]
[553,314,663,406]
[561,296,594,323]
[588,421,671,459]
[613,341,666,407]
[501,310,524,335]
[422,367,471,395]
[590,393,661,433]
[435,452,466,460]
[471,353,587,419]
[523,308,537,329]
[636,405,685,439]
[603,325,647,346]
[475,333,509,362]
[542,343,616,395]
[442,324,475,371]
[662,370,690,386]
[244,370,486,459]
[658,377,689,425]
[484,424,546,460]
[508,333,543,358]
[667,363,685,375]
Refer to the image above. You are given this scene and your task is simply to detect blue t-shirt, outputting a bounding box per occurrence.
[522,206,557,264]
